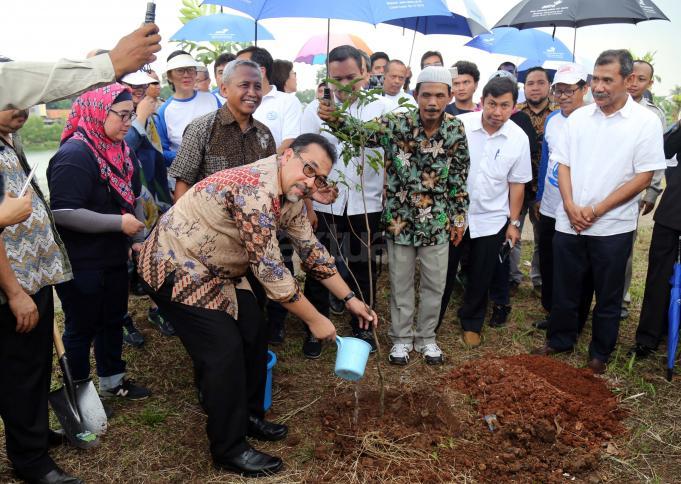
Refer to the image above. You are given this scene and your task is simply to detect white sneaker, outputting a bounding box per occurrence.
[388,343,413,366]
[416,343,444,365]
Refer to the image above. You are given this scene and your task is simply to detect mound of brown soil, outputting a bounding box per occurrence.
[314,355,626,482]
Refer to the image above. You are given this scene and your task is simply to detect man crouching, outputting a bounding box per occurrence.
[137,133,377,477]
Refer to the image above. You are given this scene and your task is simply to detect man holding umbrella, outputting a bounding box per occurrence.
[533,50,666,373]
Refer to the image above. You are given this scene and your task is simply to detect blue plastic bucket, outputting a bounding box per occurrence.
[264,350,277,412]
[334,336,371,381]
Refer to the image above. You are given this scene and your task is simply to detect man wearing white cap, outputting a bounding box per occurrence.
[156,51,221,170]
[533,63,593,332]
[319,64,471,365]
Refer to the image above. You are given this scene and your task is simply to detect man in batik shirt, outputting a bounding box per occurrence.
[319,66,470,366]
[137,133,377,478]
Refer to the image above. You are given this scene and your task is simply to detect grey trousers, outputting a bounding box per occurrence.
[387,240,449,346]
[510,199,541,286]
[622,228,638,309]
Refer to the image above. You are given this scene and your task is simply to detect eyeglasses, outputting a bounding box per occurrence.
[551,86,581,98]
[173,67,197,75]
[295,153,329,189]
[109,109,136,123]
[423,62,443,67]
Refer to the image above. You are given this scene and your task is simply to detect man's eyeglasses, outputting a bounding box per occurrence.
[551,86,581,98]
[109,109,136,123]
[423,62,443,67]
[295,153,329,189]
[174,67,197,75]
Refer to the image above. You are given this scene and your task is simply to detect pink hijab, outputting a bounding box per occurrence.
[61,83,135,211]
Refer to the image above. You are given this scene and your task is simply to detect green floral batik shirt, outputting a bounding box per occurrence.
[366,110,470,246]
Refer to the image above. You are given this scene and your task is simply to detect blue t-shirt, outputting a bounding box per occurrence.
[48,139,129,270]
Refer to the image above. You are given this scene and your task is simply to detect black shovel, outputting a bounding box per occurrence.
[48,323,99,450]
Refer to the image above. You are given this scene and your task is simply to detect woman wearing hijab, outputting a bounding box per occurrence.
[48,84,151,400]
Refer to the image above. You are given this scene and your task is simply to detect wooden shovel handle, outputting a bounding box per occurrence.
[53,322,66,358]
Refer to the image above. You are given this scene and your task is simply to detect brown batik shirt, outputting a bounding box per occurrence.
[168,105,276,185]
[517,100,557,198]
[137,155,336,318]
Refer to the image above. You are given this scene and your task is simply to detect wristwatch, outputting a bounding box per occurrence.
[509,219,521,229]
[343,291,356,304]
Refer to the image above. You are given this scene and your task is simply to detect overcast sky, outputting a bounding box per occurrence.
[3,0,680,96]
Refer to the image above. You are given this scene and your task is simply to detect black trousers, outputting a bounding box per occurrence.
[304,210,382,330]
[146,277,268,461]
[440,224,507,333]
[56,267,128,381]
[0,286,56,480]
[538,214,593,329]
[635,222,681,349]
[549,231,633,362]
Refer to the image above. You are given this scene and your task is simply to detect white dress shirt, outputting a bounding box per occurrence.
[253,85,302,149]
[301,97,395,216]
[552,95,666,236]
[458,111,532,238]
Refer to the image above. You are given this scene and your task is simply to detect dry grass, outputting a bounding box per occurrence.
[2,224,681,482]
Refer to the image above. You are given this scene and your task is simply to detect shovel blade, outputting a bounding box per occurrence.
[74,379,108,435]
[48,387,99,450]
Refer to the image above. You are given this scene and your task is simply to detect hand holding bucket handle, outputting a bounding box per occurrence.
[308,316,337,341]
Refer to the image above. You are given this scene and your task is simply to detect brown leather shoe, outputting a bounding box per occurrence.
[587,358,607,374]
[531,344,564,356]
[462,331,481,348]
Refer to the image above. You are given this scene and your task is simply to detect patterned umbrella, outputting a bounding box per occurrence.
[294,33,372,65]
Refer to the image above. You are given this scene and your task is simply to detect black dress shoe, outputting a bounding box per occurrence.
[533,319,549,330]
[626,343,655,360]
[587,358,607,375]
[268,320,286,345]
[531,344,568,356]
[247,415,288,441]
[21,468,84,484]
[489,304,511,328]
[214,447,283,477]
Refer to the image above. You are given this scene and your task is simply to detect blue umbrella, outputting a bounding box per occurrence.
[383,0,489,37]
[667,236,681,381]
[171,13,274,42]
[465,27,572,67]
[202,0,451,24]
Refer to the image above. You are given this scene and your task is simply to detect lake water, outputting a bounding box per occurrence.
[25,149,56,196]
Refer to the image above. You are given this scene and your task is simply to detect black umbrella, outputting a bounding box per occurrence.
[492,0,669,59]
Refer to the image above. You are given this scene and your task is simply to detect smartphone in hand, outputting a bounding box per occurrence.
[498,239,513,263]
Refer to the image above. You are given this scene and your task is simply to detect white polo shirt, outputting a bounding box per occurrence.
[539,110,566,218]
[552,95,666,236]
[253,85,302,149]
[301,97,395,216]
[383,91,416,111]
[458,111,532,239]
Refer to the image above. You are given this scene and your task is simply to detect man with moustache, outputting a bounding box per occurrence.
[0,94,82,482]
[169,59,276,199]
[532,50,666,374]
[321,66,470,365]
[137,133,377,477]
